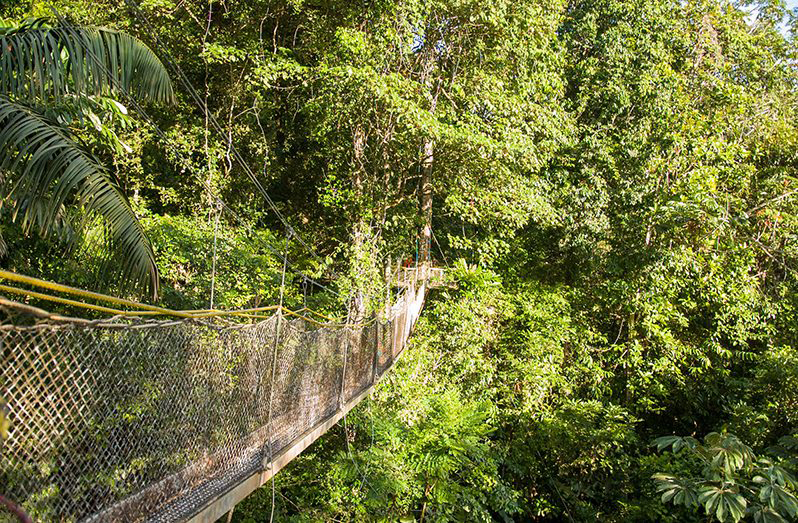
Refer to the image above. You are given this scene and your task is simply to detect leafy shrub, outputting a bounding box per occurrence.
[653,432,798,522]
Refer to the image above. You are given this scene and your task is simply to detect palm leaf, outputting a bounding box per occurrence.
[0,96,158,296]
[0,18,175,104]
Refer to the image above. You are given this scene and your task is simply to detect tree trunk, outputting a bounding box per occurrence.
[418,43,439,278]
[419,137,433,275]
[350,125,368,323]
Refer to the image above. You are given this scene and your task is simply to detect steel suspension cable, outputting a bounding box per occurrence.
[266,228,290,523]
[118,2,394,306]
[122,0,325,267]
[431,228,450,268]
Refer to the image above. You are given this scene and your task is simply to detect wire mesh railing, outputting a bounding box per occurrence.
[0,281,425,522]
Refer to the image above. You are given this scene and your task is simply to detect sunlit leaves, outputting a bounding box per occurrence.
[698,485,747,523]
[652,473,699,507]
[654,435,699,453]
[703,432,757,477]
[654,432,798,522]
[0,18,174,104]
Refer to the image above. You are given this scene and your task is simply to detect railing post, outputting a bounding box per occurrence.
[385,261,392,318]
[396,262,401,292]
[372,314,379,384]
[264,230,290,461]
[338,303,351,410]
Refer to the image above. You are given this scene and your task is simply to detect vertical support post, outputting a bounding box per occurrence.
[396,260,401,292]
[372,314,380,384]
[266,303,285,466]
[302,276,308,313]
[384,261,392,318]
[338,297,352,410]
[265,228,291,520]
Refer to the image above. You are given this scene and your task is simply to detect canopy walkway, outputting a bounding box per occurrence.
[0,7,443,520]
[0,268,431,522]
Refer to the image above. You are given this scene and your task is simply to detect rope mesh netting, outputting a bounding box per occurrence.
[0,283,424,522]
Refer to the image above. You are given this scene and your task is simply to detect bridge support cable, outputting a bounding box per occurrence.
[265,228,291,523]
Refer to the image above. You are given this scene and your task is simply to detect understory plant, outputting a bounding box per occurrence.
[653,432,798,522]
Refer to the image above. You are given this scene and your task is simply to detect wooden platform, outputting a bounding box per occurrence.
[396,266,449,289]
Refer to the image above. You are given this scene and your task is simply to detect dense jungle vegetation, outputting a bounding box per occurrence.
[2,0,798,521]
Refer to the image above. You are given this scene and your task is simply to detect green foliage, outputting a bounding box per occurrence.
[0,16,175,297]
[0,18,174,104]
[0,97,159,294]
[653,432,798,523]
[141,213,287,310]
[3,0,798,521]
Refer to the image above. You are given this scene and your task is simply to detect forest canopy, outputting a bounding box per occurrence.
[1,0,798,521]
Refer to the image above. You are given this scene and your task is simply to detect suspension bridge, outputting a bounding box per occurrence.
[0,4,451,520]
[0,264,441,522]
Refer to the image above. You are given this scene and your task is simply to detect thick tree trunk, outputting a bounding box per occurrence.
[418,43,439,278]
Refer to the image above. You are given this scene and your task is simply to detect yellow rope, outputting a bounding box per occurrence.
[190,306,281,319]
[281,307,330,327]
[0,270,191,316]
[0,269,368,327]
[0,284,154,317]
[291,306,340,323]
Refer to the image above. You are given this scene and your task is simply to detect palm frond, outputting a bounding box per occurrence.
[0,18,175,104]
[0,96,158,296]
